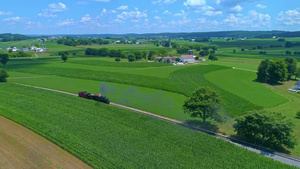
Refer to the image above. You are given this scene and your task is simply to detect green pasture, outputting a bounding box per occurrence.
[8,72,189,121]
[0,83,293,169]
[205,69,288,108]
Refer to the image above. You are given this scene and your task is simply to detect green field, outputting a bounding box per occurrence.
[0,83,293,168]
[1,37,300,158]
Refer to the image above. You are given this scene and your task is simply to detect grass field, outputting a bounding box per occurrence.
[0,83,294,169]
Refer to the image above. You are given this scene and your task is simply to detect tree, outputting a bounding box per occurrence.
[148,50,155,60]
[285,57,297,80]
[241,48,245,52]
[183,87,224,123]
[269,59,288,83]
[285,41,293,48]
[233,49,236,53]
[295,68,300,79]
[286,50,292,55]
[234,110,297,149]
[115,57,121,62]
[142,51,147,59]
[0,54,9,65]
[208,54,218,61]
[0,68,9,82]
[256,59,272,83]
[128,54,135,62]
[61,53,68,62]
[175,58,180,62]
[133,51,142,60]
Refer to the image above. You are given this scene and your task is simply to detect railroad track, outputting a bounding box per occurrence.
[12,83,300,167]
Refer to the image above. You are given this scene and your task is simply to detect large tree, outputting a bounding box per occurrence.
[256,59,288,84]
[0,68,9,82]
[285,57,297,80]
[0,54,9,65]
[234,110,297,149]
[183,87,225,123]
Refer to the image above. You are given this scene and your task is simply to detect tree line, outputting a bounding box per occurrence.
[257,57,300,84]
[57,37,109,46]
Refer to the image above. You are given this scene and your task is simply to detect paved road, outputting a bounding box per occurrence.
[13,83,300,168]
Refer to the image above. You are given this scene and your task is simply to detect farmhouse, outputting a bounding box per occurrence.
[294,81,300,90]
[162,57,172,63]
[179,55,196,63]
[198,58,206,61]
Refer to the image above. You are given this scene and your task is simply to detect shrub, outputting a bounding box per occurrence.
[297,111,300,117]
[0,68,9,82]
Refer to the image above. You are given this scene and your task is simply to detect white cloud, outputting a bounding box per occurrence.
[152,0,176,4]
[0,11,13,16]
[217,0,258,8]
[204,10,222,16]
[231,5,243,12]
[256,4,267,9]
[278,8,300,25]
[38,2,67,17]
[222,10,271,28]
[184,0,206,7]
[163,10,172,15]
[154,16,161,20]
[57,19,74,26]
[81,14,91,22]
[174,10,185,17]
[3,16,22,22]
[117,10,147,22]
[117,5,128,10]
[76,1,89,5]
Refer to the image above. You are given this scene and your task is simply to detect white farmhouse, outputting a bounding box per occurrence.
[294,81,300,90]
[179,55,196,63]
[12,47,18,52]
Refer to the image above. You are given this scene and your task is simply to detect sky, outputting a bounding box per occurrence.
[0,0,299,34]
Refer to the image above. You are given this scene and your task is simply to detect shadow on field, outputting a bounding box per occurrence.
[184,120,219,132]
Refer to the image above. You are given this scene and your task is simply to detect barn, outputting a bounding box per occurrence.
[179,55,196,63]
[294,81,300,90]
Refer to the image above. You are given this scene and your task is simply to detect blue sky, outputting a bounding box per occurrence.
[0,0,299,34]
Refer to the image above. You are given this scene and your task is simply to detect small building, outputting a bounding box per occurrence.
[294,81,300,90]
[198,58,206,61]
[179,55,196,63]
[155,57,162,62]
[12,47,18,52]
[188,50,194,55]
[172,56,179,63]
[162,57,172,63]
[21,48,29,52]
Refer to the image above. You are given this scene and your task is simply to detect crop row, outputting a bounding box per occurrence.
[0,83,293,169]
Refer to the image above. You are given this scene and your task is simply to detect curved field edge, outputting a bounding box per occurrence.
[205,68,288,108]
[5,62,261,116]
[0,83,293,169]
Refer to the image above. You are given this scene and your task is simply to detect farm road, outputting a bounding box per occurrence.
[0,116,91,169]
[12,83,300,168]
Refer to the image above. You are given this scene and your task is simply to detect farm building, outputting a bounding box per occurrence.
[198,58,206,61]
[155,57,162,62]
[162,57,172,63]
[179,55,196,63]
[172,56,179,62]
[294,81,300,90]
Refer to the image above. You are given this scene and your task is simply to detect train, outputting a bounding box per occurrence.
[78,91,110,104]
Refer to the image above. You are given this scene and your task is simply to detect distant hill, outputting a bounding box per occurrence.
[0,33,32,42]
[62,31,299,39]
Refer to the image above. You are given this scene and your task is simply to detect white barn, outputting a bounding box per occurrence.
[294,81,300,90]
[179,55,196,63]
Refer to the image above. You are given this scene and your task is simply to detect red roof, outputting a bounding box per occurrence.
[181,55,195,59]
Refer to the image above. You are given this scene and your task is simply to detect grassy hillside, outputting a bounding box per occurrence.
[0,83,294,169]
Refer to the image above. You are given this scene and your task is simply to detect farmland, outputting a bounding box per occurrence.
[0,83,294,168]
[1,36,300,165]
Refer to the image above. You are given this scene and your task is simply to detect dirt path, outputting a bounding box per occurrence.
[0,116,92,169]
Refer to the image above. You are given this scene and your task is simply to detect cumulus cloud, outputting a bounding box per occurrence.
[0,11,13,16]
[278,8,300,25]
[76,1,89,5]
[152,0,176,5]
[217,0,258,8]
[184,0,221,16]
[3,16,22,22]
[184,0,206,7]
[256,4,267,9]
[222,10,271,28]
[57,19,74,26]
[38,2,67,17]
[81,14,91,22]
[154,16,161,20]
[174,10,185,17]
[231,5,243,12]
[117,10,147,22]
[117,5,128,10]
[163,10,172,15]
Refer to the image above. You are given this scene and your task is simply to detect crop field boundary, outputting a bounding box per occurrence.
[232,67,258,72]
[11,82,300,167]
[8,75,56,80]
